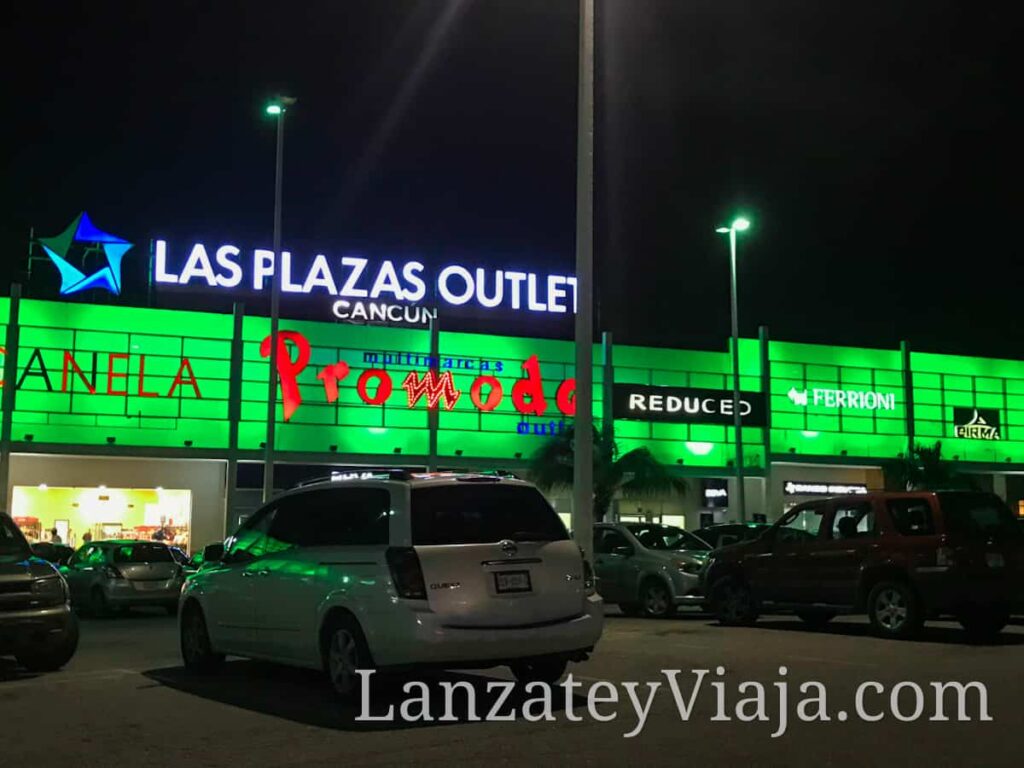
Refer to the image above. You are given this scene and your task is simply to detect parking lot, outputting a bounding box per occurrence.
[2,608,1022,767]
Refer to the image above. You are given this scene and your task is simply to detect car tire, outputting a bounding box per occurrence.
[710,576,759,626]
[795,610,836,630]
[180,603,225,674]
[511,656,568,685]
[90,587,110,618]
[618,602,642,617]
[16,613,80,672]
[640,579,676,619]
[867,580,922,640]
[323,614,374,702]
[958,605,1009,641]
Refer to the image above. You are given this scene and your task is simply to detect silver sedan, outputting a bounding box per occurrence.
[63,540,185,616]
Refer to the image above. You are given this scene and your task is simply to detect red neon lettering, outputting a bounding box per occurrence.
[556,378,575,416]
[316,361,351,404]
[470,375,503,411]
[107,353,129,396]
[357,369,393,405]
[512,355,548,416]
[0,345,4,388]
[402,370,461,410]
[137,355,159,398]
[259,331,310,421]
[61,351,96,394]
[168,358,203,399]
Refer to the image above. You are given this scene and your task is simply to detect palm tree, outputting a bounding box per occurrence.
[885,441,977,491]
[528,424,686,522]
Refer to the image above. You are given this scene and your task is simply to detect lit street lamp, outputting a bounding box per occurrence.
[716,216,751,522]
[263,95,296,503]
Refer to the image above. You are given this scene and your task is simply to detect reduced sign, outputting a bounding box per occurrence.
[613,384,766,426]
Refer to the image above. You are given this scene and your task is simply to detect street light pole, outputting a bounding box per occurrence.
[717,217,751,522]
[573,0,595,554]
[263,96,295,503]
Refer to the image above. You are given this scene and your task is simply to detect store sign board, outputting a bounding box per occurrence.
[613,384,765,426]
[786,387,896,411]
[783,481,868,496]
[953,407,1001,440]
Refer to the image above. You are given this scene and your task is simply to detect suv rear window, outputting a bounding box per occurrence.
[939,493,1022,541]
[412,484,568,545]
[112,543,173,563]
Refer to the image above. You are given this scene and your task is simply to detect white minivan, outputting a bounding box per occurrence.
[179,471,603,697]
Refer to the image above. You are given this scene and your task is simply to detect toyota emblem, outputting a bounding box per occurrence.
[499,539,518,557]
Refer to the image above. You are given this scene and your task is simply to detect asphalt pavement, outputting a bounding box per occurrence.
[2,608,1022,767]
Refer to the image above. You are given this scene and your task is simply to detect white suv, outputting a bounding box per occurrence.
[179,471,603,697]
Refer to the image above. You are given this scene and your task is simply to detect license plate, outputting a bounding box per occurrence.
[986,553,1005,568]
[494,570,532,594]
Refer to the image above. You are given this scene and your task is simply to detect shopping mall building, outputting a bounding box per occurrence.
[3,213,1024,552]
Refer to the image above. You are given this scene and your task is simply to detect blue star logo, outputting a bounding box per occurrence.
[40,212,132,295]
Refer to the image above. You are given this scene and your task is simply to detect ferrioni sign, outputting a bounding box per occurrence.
[613,384,766,426]
[786,387,896,411]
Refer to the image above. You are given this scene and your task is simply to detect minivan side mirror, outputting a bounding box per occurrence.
[612,545,633,558]
[202,543,225,563]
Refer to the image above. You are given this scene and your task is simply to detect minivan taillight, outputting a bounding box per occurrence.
[386,547,427,599]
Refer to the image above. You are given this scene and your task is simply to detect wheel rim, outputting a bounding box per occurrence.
[875,587,908,631]
[721,583,749,620]
[645,584,669,615]
[182,612,206,662]
[329,629,358,694]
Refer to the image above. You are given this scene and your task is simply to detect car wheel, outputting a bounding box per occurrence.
[867,580,922,639]
[958,605,1009,641]
[618,602,642,617]
[90,587,110,618]
[796,610,836,630]
[16,613,79,672]
[180,603,225,674]
[710,576,759,626]
[640,579,675,619]
[511,656,568,685]
[324,615,373,702]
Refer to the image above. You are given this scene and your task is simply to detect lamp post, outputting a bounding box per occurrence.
[716,217,751,522]
[263,95,295,503]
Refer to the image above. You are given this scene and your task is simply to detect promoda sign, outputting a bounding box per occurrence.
[152,241,578,315]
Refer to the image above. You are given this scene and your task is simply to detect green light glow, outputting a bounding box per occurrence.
[265,104,283,116]
[732,217,751,231]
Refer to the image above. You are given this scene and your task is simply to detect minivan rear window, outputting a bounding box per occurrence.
[412,484,569,545]
[112,543,174,563]
[939,493,1022,541]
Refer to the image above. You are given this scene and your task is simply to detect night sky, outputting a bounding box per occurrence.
[3,1,1019,355]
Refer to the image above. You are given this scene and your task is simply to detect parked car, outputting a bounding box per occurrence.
[695,522,773,549]
[64,540,185,616]
[169,546,200,576]
[703,491,1024,640]
[594,522,710,618]
[31,541,75,567]
[179,471,603,700]
[0,511,79,671]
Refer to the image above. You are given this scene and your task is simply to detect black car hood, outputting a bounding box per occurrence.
[0,556,59,580]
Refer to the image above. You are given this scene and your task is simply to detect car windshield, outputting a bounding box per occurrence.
[0,515,32,562]
[939,493,1022,542]
[412,484,569,545]
[624,524,711,551]
[111,543,174,563]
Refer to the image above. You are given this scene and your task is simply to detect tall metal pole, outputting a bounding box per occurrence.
[573,0,595,553]
[729,228,747,522]
[263,107,286,503]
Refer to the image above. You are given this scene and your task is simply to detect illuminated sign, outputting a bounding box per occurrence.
[701,479,729,508]
[786,387,895,411]
[612,384,766,426]
[783,481,868,496]
[264,330,575,422]
[153,241,577,316]
[40,212,132,296]
[331,300,436,326]
[953,408,1001,440]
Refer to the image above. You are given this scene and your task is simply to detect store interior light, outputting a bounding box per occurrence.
[98,485,107,490]
[155,486,163,492]
[38,483,48,491]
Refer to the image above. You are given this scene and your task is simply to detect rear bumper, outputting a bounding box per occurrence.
[372,593,604,668]
[913,568,1024,613]
[0,603,74,654]
[105,580,182,607]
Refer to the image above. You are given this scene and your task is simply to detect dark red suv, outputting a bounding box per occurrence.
[703,491,1024,640]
